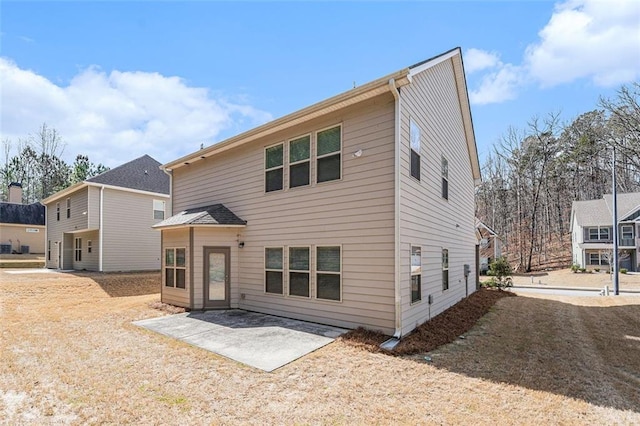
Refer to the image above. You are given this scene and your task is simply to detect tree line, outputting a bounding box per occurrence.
[476,83,640,272]
[1,123,109,203]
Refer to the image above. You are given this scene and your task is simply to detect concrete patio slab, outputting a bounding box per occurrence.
[134,310,348,372]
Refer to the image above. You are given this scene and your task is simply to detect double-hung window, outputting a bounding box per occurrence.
[289,135,311,188]
[411,246,422,303]
[74,238,82,262]
[599,227,610,240]
[265,143,284,192]
[621,225,633,240]
[441,156,449,200]
[316,126,341,183]
[165,248,186,289]
[289,247,310,297]
[442,249,449,291]
[317,246,341,301]
[66,198,71,218]
[410,119,421,180]
[265,247,284,294]
[153,200,166,220]
[87,240,92,254]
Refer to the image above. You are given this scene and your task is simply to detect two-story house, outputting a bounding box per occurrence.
[43,155,170,272]
[155,47,481,337]
[571,192,640,272]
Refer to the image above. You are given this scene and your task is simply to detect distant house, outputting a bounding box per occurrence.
[475,219,502,273]
[0,183,45,254]
[155,47,481,337]
[42,155,170,271]
[570,192,640,272]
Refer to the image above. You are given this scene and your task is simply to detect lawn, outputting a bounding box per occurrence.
[1,269,639,424]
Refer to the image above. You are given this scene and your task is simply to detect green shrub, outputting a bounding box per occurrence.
[579,268,586,273]
[570,264,580,273]
[594,268,600,272]
[486,257,513,290]
[620,268,628,274]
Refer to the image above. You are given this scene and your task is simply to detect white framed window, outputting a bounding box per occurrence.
[411,246,422,303]
[56,203,60,221]
[48,240,51,261]
[153,199,166,220]
[66,198,71,218]
[588,227,611,241]
[265,142,284,192]
[441,156,449,200]
[165,248,186,289]
[87,240,92,254]
[288,246,310,297]
[442,249,449,291]
[265,247,284,295]
[599,227,610,240]
[288,135,311,188]
[410,119,421,180]
[316,246,341,301]
[74,238,82,262]
[621,225,634,240]
[316,125,341,183]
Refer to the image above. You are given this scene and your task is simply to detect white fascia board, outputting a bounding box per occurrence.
[86,182,170,198]
[408,48,460,79]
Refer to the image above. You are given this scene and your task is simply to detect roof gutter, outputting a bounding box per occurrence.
[389,77,403,339]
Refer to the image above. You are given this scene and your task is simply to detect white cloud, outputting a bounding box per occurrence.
[0,58,272,167]
[469,64,524,105]
[467,0,640,105]
[464,48,501,74]
[525,0,640,88]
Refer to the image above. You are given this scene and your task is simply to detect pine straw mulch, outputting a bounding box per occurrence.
[340,288,516,355]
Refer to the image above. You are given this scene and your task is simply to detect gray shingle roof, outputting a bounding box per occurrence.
[572,192,640,226]
[0,202,45,226]
[153,204,246,228]
[87,154,169,195]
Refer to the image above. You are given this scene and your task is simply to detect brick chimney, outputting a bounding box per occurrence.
[8,182,23,204]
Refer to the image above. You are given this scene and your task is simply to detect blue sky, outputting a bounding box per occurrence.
[1,0,639,168]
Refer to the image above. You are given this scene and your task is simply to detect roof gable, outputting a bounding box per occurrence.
[87,154,169,194]
[163,47,480,181]
[572,192,640,226]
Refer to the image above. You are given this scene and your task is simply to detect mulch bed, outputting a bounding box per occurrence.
[340,288,516,355]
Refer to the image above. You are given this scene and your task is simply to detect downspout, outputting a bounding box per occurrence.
[389,78,402,339]
[43,204,47,268]
[99,185,104,272]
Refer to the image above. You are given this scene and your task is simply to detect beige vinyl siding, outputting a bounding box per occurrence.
[87,186,101,229]
[0,224,46,254]
[161,228,190,308]
[172,94,397,334]
[101,188,168,272]
[71,230,99,271]
[398,58,478,335]
[45,187,91,269]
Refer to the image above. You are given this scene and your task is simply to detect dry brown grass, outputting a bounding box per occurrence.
[1,270,639,425]
[511,267,640,290]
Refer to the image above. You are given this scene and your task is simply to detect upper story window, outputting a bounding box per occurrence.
[588,226,610,241]
[621,225,634,240]
[441,156,449,200]
[56,203,60,221]
[153,200,166,220]
[289,135,311,188]
[316,125,341,183]
[66,198,71,218]
[409,119,421,180]
[265,143,284,192]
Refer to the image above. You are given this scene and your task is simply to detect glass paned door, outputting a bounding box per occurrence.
[204,247,230,308]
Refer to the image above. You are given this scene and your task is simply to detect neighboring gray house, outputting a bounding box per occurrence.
[43,155,170,271]
[155,47,481,337]
[476,219,502,274]
[0,183,46,254]
[571,192,640,272]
